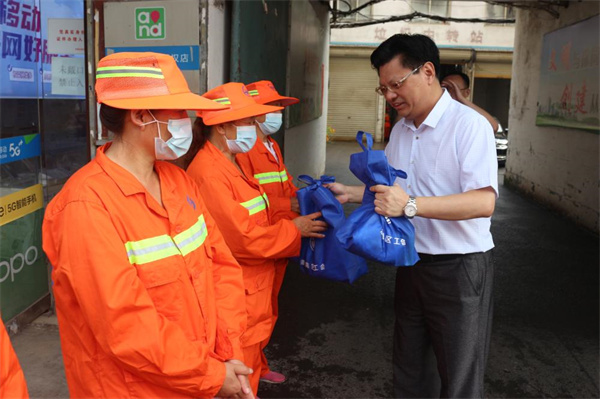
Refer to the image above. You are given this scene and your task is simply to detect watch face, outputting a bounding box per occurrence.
[405,205,417,217]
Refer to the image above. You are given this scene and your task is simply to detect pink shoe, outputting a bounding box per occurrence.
[259,370,286,384]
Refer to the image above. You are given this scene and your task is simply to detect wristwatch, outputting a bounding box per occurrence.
[404,196,417,218]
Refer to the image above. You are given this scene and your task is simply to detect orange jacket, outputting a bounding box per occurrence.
[0,319,29,399]
[186,142,301,347]
[236,138,299,223]
[42,144,246,399]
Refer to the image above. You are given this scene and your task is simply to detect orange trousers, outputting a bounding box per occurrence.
[242,343,263,395]
[259,260,287,375]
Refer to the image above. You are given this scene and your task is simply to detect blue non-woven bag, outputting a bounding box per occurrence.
[294,175,368,284]
[336,131,420,266]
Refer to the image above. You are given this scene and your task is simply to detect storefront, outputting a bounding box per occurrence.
[0,0,88,323]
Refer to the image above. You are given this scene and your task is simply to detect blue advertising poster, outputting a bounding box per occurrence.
[106,45,200,70]
[0,134,41,164]
[0,0,84,99]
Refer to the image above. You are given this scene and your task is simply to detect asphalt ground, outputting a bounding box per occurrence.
[11,141,599,398]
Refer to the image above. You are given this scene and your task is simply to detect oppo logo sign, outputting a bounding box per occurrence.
[0,246,38,283]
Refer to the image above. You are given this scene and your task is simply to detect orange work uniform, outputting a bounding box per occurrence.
[186,141,301,393]
[236,137,299,375]
[0,319,29,398]
[42,144,246,399]
[236,137,298,223]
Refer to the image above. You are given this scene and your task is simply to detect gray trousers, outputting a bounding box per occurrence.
[393,250,494,398]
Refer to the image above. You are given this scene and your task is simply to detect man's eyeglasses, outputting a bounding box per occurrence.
[375,64,424,96]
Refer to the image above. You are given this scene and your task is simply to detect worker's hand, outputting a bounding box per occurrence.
[290,196,300,214]
[293,212,328,238]
[325,182,350,204]
[441,79,467,104]
[370,184,408,217]
[216,360,254,399]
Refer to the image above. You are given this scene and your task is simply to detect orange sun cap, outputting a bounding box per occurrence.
[95,52,226,111]
[246,80,299,107]
[197,82,283,126]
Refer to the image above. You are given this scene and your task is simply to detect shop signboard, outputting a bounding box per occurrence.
[0,0,84,99]
[0,134,47,321]
[104,0,200,92]
[0,133,41,165]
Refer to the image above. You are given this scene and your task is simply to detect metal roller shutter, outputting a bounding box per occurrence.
[327,55,383,141]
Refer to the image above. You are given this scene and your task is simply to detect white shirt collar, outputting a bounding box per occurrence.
[401,89,452,131]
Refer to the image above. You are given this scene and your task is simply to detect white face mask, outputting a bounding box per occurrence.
[141,111,193,160]
[226,125,257,154]
[257,112,283,135]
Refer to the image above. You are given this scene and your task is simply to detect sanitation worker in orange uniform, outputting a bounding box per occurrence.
[42,52,253,399]
[235,81,300,385]
[186,82,327,395]
[0,318,29,398]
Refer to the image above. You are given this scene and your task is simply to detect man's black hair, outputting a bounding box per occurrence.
[370,34,440,77]
[442,71,470,89]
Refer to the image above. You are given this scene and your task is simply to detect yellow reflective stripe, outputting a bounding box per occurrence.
[254,170,288,184]
[96,73,165,79]
[125,235,179,265]
[254,171,280,184]
[96,66,164,80]
[97,66,162,72]
[279,170,288,182]
[214,97,231,105]
[240,195,267,215]
[173,215,208,257]
[262,193,270,208]
[248,90,259,96]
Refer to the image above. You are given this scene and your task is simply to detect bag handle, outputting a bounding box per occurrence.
[356,131,374,152]
[391,167,408,180]
[298,175,336,186]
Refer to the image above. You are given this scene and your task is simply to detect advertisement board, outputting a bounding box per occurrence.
[0,0,84,99]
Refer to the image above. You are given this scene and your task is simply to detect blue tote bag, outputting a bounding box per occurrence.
[294,175,368,284]
[336,131,420,266]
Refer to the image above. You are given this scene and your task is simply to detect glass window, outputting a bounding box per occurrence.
[486,4,515,21]
[338,0,373,22]
[411,0,449,23]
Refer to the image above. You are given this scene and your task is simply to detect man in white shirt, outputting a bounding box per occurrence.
[328,34,498,398]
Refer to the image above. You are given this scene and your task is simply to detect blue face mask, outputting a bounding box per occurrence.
[226,125,257,154]
[257,112,283,135]
[143,111,193,160]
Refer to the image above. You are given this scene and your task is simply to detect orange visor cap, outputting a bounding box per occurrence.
[95,52,226,111]
[198,82,282,126]
[246,80,299,107]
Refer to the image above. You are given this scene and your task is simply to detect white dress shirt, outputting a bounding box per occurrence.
[385,89,498,255]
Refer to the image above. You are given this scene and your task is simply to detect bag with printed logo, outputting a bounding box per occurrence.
[293,175,368,284]
[336,131,419,266]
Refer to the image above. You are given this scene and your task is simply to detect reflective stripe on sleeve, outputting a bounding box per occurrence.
[254,169,288,184]
[279,170,288,182]
[240,195,268,215]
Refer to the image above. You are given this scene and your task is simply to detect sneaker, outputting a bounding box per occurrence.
[259,370,286,384]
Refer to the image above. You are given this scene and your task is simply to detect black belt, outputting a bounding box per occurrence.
[417,253,465,263]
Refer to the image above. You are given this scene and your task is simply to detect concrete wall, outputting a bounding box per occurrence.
[505,3,599,233]
[206,0,229,89]
[284,3,330,180]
